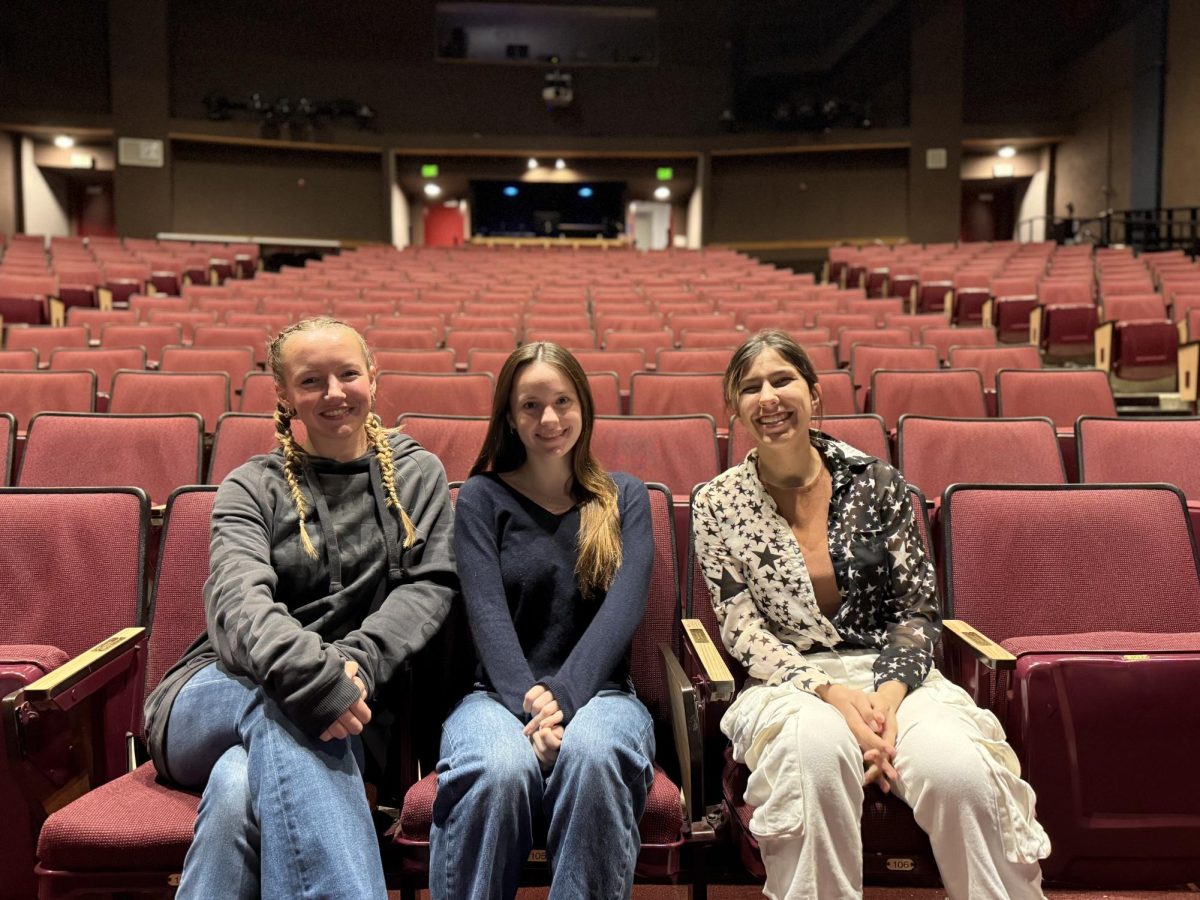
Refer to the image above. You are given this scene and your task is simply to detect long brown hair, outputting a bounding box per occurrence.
[471,342,622,596]
[268,316,416,558]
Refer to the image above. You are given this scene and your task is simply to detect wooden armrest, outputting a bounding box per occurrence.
[942,619,1015,670]
[21,627,146,703]
[681,618,734,701]
[48,297,66,328]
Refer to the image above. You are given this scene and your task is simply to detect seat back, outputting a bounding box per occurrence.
[159,345,256,387]
[371,349,457,373]
[48,347,147,395]
[837,328,910,365]
[191,325,272,364]
[920,326,997,362]
[946,345,1040,390]
[1076,416,1200,499]
[99,323,183,368]
[869,369,987,431]
[5,325,89,356]
[0,348,37,369]
[995,368,1116,426]
[20,413,203,506]
[569,349,646,392]
[628,372,725,426]
[943,484,1200,638]
[109,371,230,433]
[208,413,279,484]
[591,416,720,499]
[0,486,148,650]
[629,483,681,736]
[395,415,489,485]
[897,416,1065,502]
[375,372,495,423]
[238,371,280,413]
[0,370,96,431]
[655,349,734,373]
[813,370,856,414]
[143,487,219,722]
[586,371,622,416]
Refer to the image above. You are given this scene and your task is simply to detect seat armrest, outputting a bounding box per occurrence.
[3,627,147,819]
[943,619,1015,670]
[16,627,146,705]
[680,617,734,701]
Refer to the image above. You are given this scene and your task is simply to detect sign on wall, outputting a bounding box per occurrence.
[117,138,164,168]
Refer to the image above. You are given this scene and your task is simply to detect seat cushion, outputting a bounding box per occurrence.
[1004,631,1200,655]
[38,762,198,870]
[397,764,683,846]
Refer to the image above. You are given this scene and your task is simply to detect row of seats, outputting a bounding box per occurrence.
[0,361,1130,442]
[5,478,1199,897]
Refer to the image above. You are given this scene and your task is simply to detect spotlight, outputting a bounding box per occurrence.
[503,185,519,197]
[654,186,671,200]
[527,157,538,169]
[555,158,566,170]
[997,145,1017,159]
[578,186,594,198]
[53,135,75,150]
[424,183,443,198]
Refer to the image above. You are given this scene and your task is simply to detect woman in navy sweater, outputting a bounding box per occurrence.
[429,342,656,900]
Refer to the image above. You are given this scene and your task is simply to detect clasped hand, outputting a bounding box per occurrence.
[319,659,372,742]
[815,681,906,793]
[524,684,565,771]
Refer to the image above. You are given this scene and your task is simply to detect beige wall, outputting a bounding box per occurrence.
[1163,1,1200,208]
[1052,20,1136,218]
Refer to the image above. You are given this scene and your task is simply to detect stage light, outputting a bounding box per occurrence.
[503,185,519,197]
[654,186,671,200]
[997,145,1017,159]
[424,183,443,198]
[53,135,75,149]
[527,157,538,169]
[555,158,566,170]
[578,186,594,198]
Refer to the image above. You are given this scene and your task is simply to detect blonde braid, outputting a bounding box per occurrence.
[274,405,319,559]
[365,413,417,548]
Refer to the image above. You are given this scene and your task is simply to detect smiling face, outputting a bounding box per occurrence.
[508,360,583,466]
[734,347,823,450]
[275,325,377,461]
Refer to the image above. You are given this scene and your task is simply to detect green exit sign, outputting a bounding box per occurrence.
[421,164,439,178]
[656,167,673,181]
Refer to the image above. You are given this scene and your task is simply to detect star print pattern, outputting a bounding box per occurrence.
[692,433,940,694]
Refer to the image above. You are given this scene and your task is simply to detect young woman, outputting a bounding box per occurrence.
[144,317,458,899]
[692,330,1050,900]
[429,341,656,900]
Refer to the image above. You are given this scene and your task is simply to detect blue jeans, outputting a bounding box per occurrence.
[428,689,656,900]
[163,662,387,900]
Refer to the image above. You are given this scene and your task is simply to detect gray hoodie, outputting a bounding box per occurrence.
[145,431,457,783]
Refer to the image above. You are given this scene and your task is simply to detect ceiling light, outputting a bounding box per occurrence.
[555,158,566,170]
[654,186,671,200]
[53,135,75,149]
[997,145,1017,159]
[527,157,538,169]
[423,183,443,198]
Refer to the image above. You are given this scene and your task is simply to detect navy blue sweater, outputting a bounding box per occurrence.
[452,470,652,724]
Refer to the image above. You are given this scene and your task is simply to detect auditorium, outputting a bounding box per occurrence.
[2,2,1199,898]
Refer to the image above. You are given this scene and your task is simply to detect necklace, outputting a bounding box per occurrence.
[761,462,826,494]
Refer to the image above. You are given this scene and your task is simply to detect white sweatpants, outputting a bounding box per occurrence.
[722,650,1050,900]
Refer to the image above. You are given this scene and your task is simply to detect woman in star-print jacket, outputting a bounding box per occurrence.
[692,330,1049,900]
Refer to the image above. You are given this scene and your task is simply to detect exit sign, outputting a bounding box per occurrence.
[656,167,673,181]
[421,164,439,177]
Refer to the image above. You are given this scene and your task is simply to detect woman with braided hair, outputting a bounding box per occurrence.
[144,317,458,899]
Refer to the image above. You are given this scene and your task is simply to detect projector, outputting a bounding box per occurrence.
[543,72,573,109]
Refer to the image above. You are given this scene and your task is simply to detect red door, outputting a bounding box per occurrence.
[424,204,465,247]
